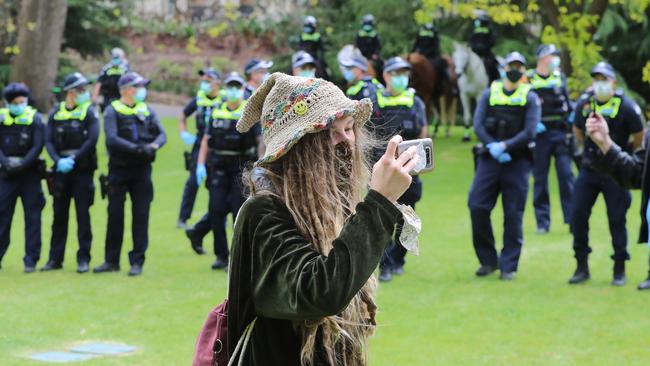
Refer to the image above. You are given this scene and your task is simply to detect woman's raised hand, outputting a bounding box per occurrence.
[370,135,419,203]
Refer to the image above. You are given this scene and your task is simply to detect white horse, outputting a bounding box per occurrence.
[452,43,489,142]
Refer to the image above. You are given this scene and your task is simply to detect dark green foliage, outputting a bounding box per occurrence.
[63,0,126,57]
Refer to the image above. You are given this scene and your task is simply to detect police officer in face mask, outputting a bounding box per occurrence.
[177,68,222,233]
[243,59,273,99]
[0,83,46,273]
[42,73,100,273]
[195,72,258,271]
[355,14,381,61]
[569,62,645,286]
[527,44,574,234]
[374,57,428,282]
[299,15,328,79]
[468,52,540,281]
[94,72,167,276]
[92,48,130,112]
[339,54,384,102]
[291,51,318,78]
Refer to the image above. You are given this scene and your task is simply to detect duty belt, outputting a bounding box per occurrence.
[59,149,79,157]
[212,150,243,156]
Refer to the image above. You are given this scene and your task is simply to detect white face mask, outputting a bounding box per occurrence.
[593,80,613,101]
[549,56,561,71]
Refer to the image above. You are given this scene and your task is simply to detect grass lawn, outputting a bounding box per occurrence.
[1,117,649,365]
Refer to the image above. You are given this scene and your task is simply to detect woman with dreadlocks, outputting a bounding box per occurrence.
[227,72,420,365]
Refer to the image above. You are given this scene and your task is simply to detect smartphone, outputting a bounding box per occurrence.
[396,138,434,175]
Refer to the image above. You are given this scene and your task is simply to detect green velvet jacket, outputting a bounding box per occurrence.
[227,189,401,365]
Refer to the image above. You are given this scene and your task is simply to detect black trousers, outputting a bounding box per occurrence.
[571,168,631,261]
[48,171,94,265]
[0,168,45,267]
[207,165,245,261]
[178,141,200,222]
[380,177,422,271]
[468,156,531,273]
[104,165,153,266]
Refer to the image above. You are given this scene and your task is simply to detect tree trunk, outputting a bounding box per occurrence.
[10,0,68,112]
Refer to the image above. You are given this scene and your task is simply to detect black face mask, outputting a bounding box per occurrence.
[506,69,523,83]
[334,142,353,182]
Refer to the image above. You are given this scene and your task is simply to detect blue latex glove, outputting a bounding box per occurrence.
[486,142,506,159]
[180,131,197,146]
[497,152,512,164]
[536,122,547,134]
[567,111,575,125]
[56,157,75,173]
[195,164,207,186]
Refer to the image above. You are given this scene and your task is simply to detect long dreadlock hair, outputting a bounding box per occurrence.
[244,122,379,366]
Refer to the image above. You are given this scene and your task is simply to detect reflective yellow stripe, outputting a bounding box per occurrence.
[211,100,247,120]
[358,30,377,37]
[106,65,127,76]
[0,107,36,125]
[196,90,221,107]
[593,96,622,119]
[418,29,435,37]
[346,81,365,96]
[528,71,562,89]
[301,32,321,42]
[474,26,489,34]
[489,81,531,107]
[376,89,415,108]
[53,101,90,121]
[111,100,150,117]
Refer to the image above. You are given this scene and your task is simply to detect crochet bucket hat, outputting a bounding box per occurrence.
[236,72,373,164]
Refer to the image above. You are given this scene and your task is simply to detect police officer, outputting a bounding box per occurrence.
[339,54,383,101]
[186,65,271,254]
[569,62,645,286]
[195,72,257,270]
[94,72,167,276]
[0,83,45,272]
[374,57,428,282]
[243,59,273,99]
[469,11,500,83]
[468,52,540,281]
[299,15,328,79]
[412,22,449,89]
[291,51,318,78]
[528,44,574,234]
[355,14,381,62]
[42,73,99,273]
[92,48,130,111]
[412,23,441,60]
[177,68,222,232]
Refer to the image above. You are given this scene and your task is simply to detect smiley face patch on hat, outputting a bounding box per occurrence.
[236,72,373,165]
[264,78,320,129]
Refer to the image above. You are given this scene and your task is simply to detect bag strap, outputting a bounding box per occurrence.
[227,317,257,366]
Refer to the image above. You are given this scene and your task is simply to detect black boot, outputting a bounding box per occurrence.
[568,259,590,284]
[638,271,650,290]
[611,260,626,286]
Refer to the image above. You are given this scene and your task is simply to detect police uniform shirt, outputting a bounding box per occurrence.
[473,83,540,150]
[372,89,427,144]
[527,70,572,120]
[574,91,645,165]
[355,30,381,59]
[346,77,383,101]
[103,102,167,158]
[45,102,100,163]
[97,62,130,102]
[183,93,222,138]
[0,108,45,170]
[205,102,259,161]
